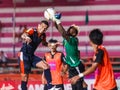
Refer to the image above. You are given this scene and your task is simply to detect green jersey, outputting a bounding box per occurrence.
[63,36,80,67]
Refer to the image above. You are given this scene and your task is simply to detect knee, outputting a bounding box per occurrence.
[43,64,50,70]
[36,61,50,70]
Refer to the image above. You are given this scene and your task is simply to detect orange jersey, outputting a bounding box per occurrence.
[93,45,117,90]
[42,52,64,85]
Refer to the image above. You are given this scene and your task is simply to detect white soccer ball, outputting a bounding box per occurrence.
[44,8,55,20]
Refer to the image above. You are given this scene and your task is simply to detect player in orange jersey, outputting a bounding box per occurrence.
[42,39,67,90]
[69,28,118,90]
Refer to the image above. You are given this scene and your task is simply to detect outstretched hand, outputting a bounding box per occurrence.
[44,8,61,24]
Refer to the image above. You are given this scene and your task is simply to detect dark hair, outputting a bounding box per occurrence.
[48,39,58,43]
[41,20,49,28]
[89,28,103,45]
[67,26,78,36]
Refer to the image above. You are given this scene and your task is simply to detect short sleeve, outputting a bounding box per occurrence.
[94,49,104,64]
[26,28,34,35]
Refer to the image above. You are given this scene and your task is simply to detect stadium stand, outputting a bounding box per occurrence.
[0,0,120,73]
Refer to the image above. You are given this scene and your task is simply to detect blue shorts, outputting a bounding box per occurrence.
[18,52,42,74]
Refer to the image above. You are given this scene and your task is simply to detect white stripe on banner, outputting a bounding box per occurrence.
[1,15,120,23]
[0,35,120,43]
[1,25,120,33]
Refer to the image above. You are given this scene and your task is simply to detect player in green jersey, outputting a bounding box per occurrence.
[49,12,88,90]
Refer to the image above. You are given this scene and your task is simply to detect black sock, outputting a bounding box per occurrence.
[47,84,54,89]
[44,69,53,89]
[21,81,27,90]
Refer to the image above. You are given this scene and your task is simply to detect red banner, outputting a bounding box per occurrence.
[0,81,43,90]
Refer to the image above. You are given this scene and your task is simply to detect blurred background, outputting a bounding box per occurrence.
[0,0,120,89]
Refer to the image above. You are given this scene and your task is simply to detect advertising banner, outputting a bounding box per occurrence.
[0,79,120,90]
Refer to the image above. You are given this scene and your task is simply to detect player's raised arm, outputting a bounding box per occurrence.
[55,22,69,40]
[44,8,69,40]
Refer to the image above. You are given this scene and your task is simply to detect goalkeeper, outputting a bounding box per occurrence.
[44,9,88,90]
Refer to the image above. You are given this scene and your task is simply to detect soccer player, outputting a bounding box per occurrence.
[18,20,54,90]
[49,13,88,90]
[69,29,118,90]
[42,39,67,90]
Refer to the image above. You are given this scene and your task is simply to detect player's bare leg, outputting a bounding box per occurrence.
[36,60,55,89]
